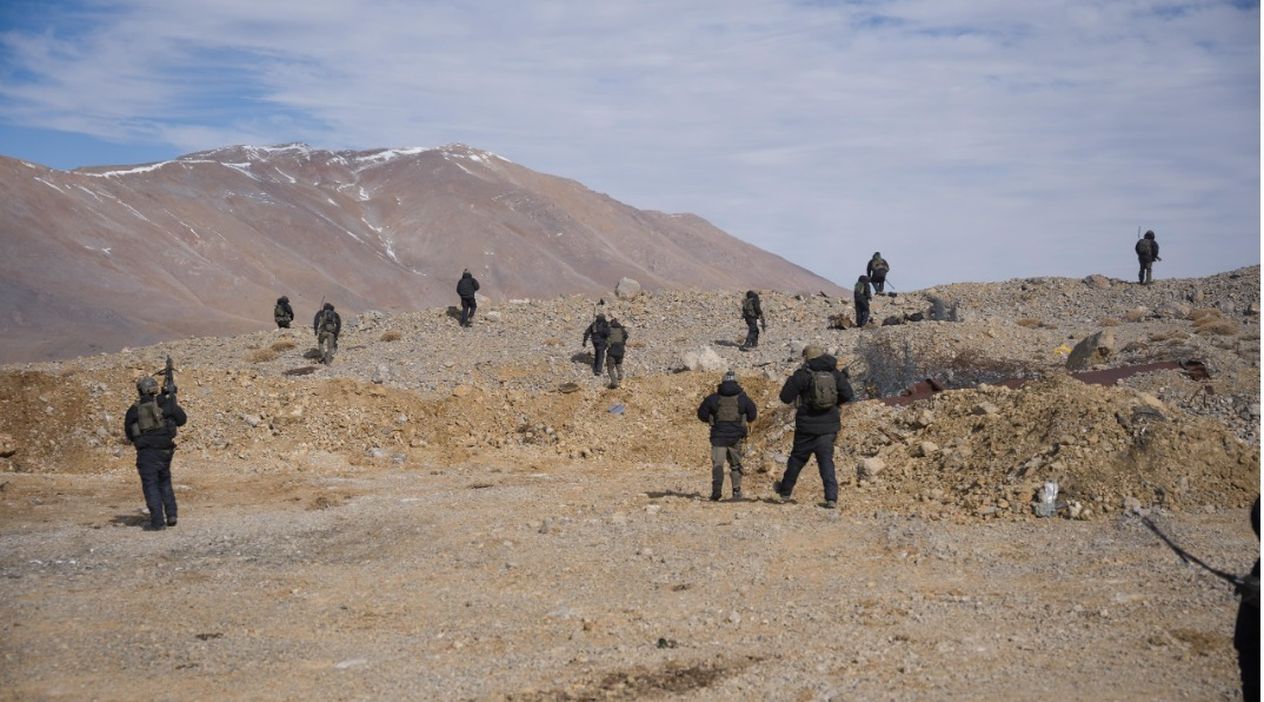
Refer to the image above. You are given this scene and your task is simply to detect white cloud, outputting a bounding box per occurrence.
[0,0,1256,287]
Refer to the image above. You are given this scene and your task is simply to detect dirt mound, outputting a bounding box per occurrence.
[2,364,1255,520]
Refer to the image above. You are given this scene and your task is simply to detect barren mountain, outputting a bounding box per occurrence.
[0,144,841,362]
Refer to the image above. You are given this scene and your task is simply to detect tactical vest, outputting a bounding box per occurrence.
[132,398,165,436]
[742,297,758,318]
[872,258,889,274]
[715,394,743,424]
[608,326,627,345]
[274,303,292,321]
[319,311,338,335]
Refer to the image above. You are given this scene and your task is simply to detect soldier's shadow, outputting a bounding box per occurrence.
[570,351,593,365]
[712,339,741,348]
[302,348,322,360]
[645,490,703,501]
[109,514,148,528]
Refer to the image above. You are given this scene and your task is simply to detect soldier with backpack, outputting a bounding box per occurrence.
[124,373,188,531]
[457,269,480,327]
[313,302,341,365]
[273,296,294,328]
[1135,231,1161,285]
[697,370,758,501]
[772,344,855,508]
[606,318,629,388]
[582,313,611,376]
[740,290,765,350]
[854,275,873,327]
[866,253,890,294]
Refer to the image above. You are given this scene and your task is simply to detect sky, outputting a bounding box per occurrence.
[0,0,1258,289]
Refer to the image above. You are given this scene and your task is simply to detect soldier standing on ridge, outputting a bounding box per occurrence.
[1135,230,1161,285]
[697,370,758,501]
[124,374,188,531]
[606,317,629,388]
[457,269,480,327]
[866,253,890,294]
[854,275,872,327]
[273,295,294,328]
[740,290,765,351]
[583,313,611,377]
[772,344,855,509]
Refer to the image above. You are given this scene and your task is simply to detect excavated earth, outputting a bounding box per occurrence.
[0,267,1259,700]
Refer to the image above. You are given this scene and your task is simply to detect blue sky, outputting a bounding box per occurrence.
[0,0,1258,289]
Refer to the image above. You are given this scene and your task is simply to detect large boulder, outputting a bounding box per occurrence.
[1066,329,1116,370]
[1154,301,1191,319]
[1082,274,1112,289]
[681,346,725,372]
[615,277,642,300]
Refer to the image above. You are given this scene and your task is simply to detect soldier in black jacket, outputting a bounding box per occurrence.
[773,345,855,508]
[123,376,188,531]
[457,269,480,327]
[1236,497,1260,702]
[854,276,872,327]
[582,313,611,376]
[740,290,765,350]
[697,371,758,501]
[1135,231,1161,285]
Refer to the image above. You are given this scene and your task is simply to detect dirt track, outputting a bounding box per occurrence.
[0,457,1253,700]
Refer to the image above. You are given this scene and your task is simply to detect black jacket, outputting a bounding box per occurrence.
[1135,238,1159,262]
[275,299,294,320]
[854,281,872,305]
[742,295,763,321]
[124,393,188,451]
[313,309,341,336]
[583,318,610,347]
[457,273,480,299]
[867,257,889,279]
[779,354,855,434]
[697,380,758,447]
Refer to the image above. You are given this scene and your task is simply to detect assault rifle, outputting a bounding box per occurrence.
[1142,517,1254,602]
[160,355,177,396]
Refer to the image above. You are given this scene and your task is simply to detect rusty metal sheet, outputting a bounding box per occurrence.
[878,359,1208,406]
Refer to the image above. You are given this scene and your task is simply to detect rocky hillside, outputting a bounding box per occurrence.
[0,144,841,362]
[2,266,1258,519]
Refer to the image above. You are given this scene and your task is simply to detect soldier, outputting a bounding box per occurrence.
[457,269,480,327]
[740,290,765,350]
[866,252,890,294]
[772,344,855,508]
[273,295,294,328]
[854,275,872,327]
[313,302,341,364]
[1135,230,1161,285]
[697,370,758,501]
[582,313,611,377]
[124,375,188,531]
[1236,497,1260,702]
[606,317,629,388]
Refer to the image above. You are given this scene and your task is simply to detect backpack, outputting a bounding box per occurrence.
[274,303,291,322]
[714,394,744,425]
[742,296,757,318]
[608,326,627,345]
[1135,239,1155,258]
[806,370,838,411]
[319,310,338,335]
[872,258,889,274]
[132,398,164,435]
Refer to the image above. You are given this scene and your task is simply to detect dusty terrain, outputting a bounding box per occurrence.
[0,268,1259,699]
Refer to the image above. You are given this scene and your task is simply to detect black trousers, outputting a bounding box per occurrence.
[136,448,177,528]
[459,297,477,326]
[743,317,760,347]
[855,300,870,327]
[591,343,607,375]
[870,274,886,293]
[1138,259,1153,284]
[780,431,838,502]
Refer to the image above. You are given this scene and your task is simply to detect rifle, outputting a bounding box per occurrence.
[1141,517,1245,588]
[158,355,177,396]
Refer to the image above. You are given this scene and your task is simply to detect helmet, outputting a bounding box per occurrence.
[1144,230,1155,240]
[859,275,870,283]
[595,313,606,321]
[745,290,756,298]
[136,376,159,396]
[802,344,825,360]
[722,370,737,383]
[873,252,881,258]
[323,302,334,311]
[278,296,288,303]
